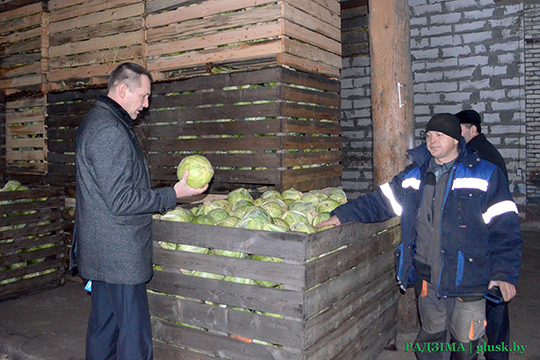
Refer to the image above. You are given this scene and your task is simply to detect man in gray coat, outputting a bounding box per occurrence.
[73,62,208,359]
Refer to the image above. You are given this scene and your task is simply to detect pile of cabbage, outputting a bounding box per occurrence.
[154,188,347,290]
[156,187,347,234]
[1,180,56,285]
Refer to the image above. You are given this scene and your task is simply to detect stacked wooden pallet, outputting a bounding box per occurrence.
[46,0,145,91]
[146,0,341,80]
[0,2,48,176]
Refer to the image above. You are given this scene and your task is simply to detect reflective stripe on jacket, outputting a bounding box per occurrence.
[332,139,522,298]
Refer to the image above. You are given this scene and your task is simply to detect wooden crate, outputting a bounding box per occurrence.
[144,66,342,192]
[46,0,145,91]
[146,0,342,80]
[4,93,47,176]
[0,185,66,300]
[149,216,400,359]
[45,87,106,194]
[0,2,47,94]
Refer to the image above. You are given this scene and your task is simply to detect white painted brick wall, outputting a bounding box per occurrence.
[340,0,534,204]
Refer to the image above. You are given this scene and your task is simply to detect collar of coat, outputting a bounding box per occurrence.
[407,137,481,172]
[96,94,135,130]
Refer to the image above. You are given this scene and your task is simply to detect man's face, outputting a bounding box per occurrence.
[426,131,459,165]
[123,75,151,120]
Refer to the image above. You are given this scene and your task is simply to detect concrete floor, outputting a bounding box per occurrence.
[1,225,539,360]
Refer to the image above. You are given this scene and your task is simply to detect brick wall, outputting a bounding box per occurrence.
[340,1,373,199]
[525,2,540,203]
[340,0,530,205]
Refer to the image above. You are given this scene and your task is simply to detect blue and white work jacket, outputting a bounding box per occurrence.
[332,139,522,298]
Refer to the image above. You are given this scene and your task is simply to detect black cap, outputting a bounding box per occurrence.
[455,109,481,133]
[426,113,462,141]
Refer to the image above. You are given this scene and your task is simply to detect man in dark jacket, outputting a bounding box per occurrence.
[456,109,508,180]
[73,62,208,359]
[316,114,522,360]
[456,109,511,360]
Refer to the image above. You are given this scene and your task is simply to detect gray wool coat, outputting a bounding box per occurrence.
[72,95,177,285]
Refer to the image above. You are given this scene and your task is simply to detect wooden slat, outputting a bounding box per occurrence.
[147,39,284,73]
[49,30,144,58]
[147,20,283,58]
[146,0,277,29]
[151,317,303,360]
[148,270,304,318]
[152,219,305,260]
[0,4,42,34]
[48,0,142,23]
[153,247,305,287]
[148,292,304,348]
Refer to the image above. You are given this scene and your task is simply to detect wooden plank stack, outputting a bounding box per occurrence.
[0,2,48,176]
[0,2,46,94]
[149,216,400,359]
[0,185,66,300]
[46,0,145,92]
[145,67,341,192]
[45,87,106,194]
[146,0,341,80]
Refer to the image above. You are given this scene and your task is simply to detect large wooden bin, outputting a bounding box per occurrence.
[0,185,66,300]
[148,216,400,359]
[144,66,342,192]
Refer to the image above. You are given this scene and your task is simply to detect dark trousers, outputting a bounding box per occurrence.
[86,281,153,360]
[484,301,510,360]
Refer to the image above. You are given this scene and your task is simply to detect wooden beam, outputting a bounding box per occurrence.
[369,0,414,186]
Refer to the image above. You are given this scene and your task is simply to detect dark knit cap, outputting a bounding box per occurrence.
[425,113,462,141]
[455,109,482,133]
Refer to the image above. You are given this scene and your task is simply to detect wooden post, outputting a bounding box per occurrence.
[369,0,414,185]
[368,0,419,334]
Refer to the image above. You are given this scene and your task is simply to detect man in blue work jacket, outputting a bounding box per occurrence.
[316,113,522,360]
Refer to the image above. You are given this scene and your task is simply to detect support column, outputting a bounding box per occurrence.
[369,0,419,334]
[369,0,415,185]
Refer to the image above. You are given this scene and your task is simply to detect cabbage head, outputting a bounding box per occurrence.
[177,155,214,189]
[160,207,194,222]
[316,199,341,213]
[272,217,291,231]
[312,211,331,226]
[282,188,303,201]
[329,188,347,203]
[261,189,282,201]
[208,208,229,222]
[291,222,316,234]
[242,207,273,228]
[217,216,240,227]
[280,210,308,227]
[235,217,263,230]
[192,214,216,226]
[204,199,233,215]
[1,180,25,192]
[228,188,253,204]
[301,192,321,206]
[260,200,285,218]
[262,222,287,232]
[288,201,314,213]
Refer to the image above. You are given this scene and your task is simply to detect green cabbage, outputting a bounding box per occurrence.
[177,155,214,189]
[316,199,341,213]
[227,188,253,204]
[192,214,216,226]
[160,207,194,222]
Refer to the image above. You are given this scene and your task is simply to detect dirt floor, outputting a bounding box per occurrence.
[0,223,538,360]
